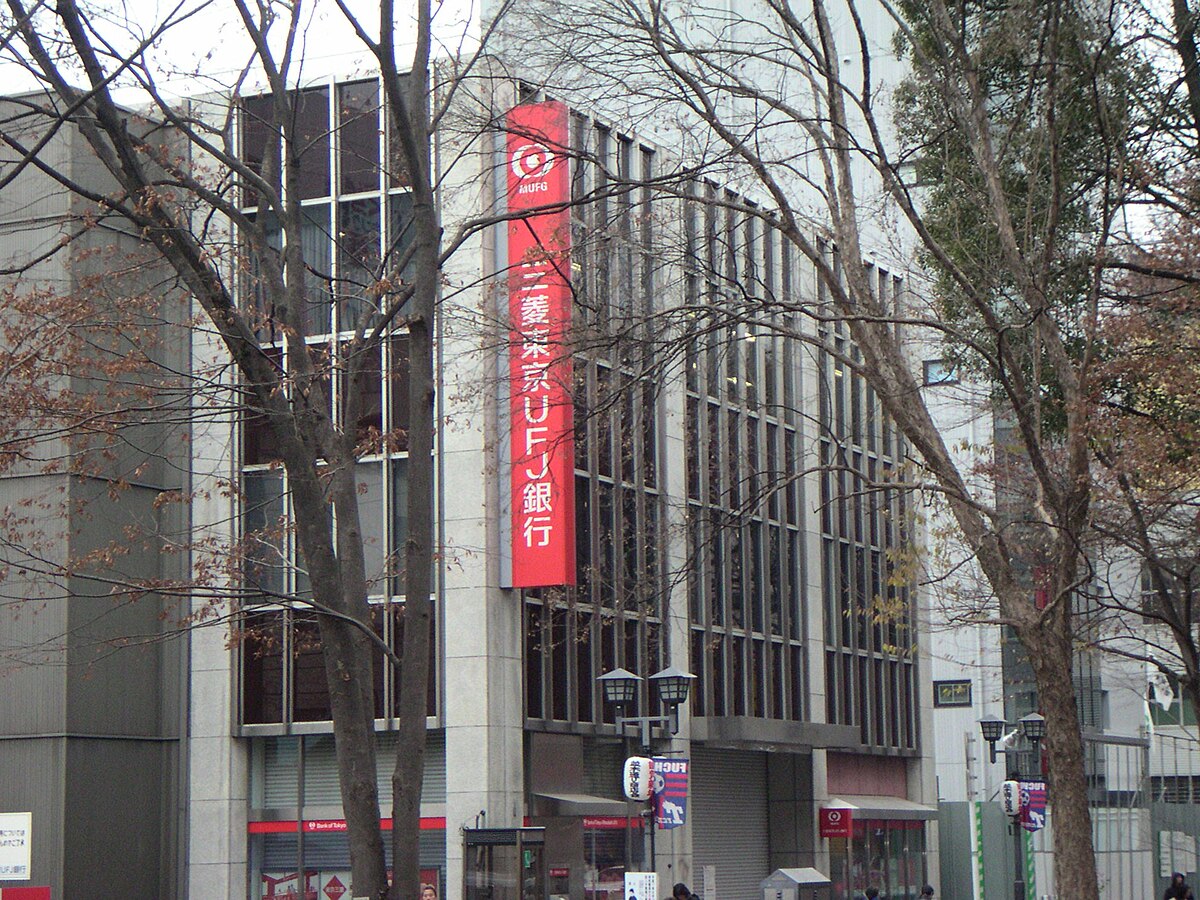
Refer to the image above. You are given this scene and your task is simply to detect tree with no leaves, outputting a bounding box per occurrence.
[496,0,1177,892]
[0,0,514,895]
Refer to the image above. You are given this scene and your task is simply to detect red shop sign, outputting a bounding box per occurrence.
[819,807,853,839]
[506,100,576,588]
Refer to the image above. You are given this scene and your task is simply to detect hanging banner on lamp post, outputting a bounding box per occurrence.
[506,100,575,588]
[652,757,689,829]
[1019,779,1047,832]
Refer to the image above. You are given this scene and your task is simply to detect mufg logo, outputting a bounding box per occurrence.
[512,142,555,193]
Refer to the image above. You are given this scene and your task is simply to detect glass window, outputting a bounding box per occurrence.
[357,462,386,597]
[339,80,380,195]
[337,198,382,331]
[242,609,284,723]
[243,346,284,466]
[244,470,286,598]
[294,86,331,201]
[292,613,333,721]
[922,358,958,385]
[391,457,408,591]
[240,94,278,207]
[300,205,333,335]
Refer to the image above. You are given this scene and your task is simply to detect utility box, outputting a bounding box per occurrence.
[760,867,832,900]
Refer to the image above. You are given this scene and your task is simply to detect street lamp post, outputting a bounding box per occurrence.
[600,666,696,886]
[979,713,1046,900]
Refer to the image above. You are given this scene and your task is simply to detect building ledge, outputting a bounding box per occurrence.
[691,717,858,750]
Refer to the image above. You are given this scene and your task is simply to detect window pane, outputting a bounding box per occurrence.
[243,346,284,466]
[357,462,386,597]
[345,342,382,445]
[387,191,414,281]
[339,80,380,195]
[242,609,284,723]
[391,457,408,594]
[525,602,544,718]
[240,94,277,207]
[293,613,332,721]
[300,205,333,335]
[337,198,382,331]
[244,210,282,329]
[389,335,410,451]
[294,87,330,200]
[244,471,286,598]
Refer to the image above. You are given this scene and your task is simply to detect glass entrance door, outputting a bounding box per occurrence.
[464,828,546,900]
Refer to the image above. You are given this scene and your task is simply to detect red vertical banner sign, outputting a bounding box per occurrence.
[507,101,576,588]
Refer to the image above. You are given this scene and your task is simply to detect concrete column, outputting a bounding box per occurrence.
[437,81,525,900]
[188,332,249,900]
[656,187,696,895]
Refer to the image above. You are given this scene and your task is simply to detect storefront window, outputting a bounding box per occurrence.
[830,819,927,900]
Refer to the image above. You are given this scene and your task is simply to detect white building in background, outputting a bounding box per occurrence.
[0,1,980,897]
[178,70,941,900]
[917,361,1200,899]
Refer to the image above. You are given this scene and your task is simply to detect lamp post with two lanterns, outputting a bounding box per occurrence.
[979,712,1047,900]
[598,666,696,887]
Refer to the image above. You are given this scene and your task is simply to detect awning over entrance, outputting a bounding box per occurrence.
[532,791,633,816]
[824,795,938,821]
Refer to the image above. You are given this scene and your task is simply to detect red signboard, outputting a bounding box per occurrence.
[582,815,643,830]
[507,101,575,588]
[0,890,52,900]
[248,817,447,834]
[819,806,853,839]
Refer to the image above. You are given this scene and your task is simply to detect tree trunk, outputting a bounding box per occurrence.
[386,49,438,900]
[1018,612,1100,900]
[290,462,391,898]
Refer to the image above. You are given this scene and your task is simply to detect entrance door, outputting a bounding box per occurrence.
[464,828,547,900]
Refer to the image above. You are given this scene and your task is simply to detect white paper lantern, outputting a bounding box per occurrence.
[623,756,654,801]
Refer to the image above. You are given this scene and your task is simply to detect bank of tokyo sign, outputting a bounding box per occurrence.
[0,812,32,880]
[507,101,575,588]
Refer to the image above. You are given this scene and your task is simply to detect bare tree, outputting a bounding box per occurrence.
[491,0,1175,892]
[0,0,517,895]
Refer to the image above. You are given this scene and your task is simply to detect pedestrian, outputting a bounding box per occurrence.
[1165,872,1196,900]
[921,887,935,898]
[671,883,699,900]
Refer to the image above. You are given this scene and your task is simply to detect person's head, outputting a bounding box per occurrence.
[921,886,935,897]
[672,883,691,900]
[865,889,879,900]
[1174,873,1187,885]
[421,883,437,900]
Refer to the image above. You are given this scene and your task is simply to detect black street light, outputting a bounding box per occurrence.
[1019,712,1046,743]
[598,668,642,706]
[600,666,696,880]
[979,713,1045,765]
[600,666,696,751]
[979,713,1047,900]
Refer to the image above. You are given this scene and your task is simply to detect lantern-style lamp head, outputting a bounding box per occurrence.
[650,666,696,707]
[1019,712,1046,743]
[599,668,642,707]
[979,714,1006,743]
[980,714,1006,764]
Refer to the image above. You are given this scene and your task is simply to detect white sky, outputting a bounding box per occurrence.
[0,0,484,101]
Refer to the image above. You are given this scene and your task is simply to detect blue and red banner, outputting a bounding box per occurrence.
[1019,779,1047,832]
[652,758,689,830]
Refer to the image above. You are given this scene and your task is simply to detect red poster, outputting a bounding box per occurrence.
[507,101,575,588]
[819,806,853,839]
